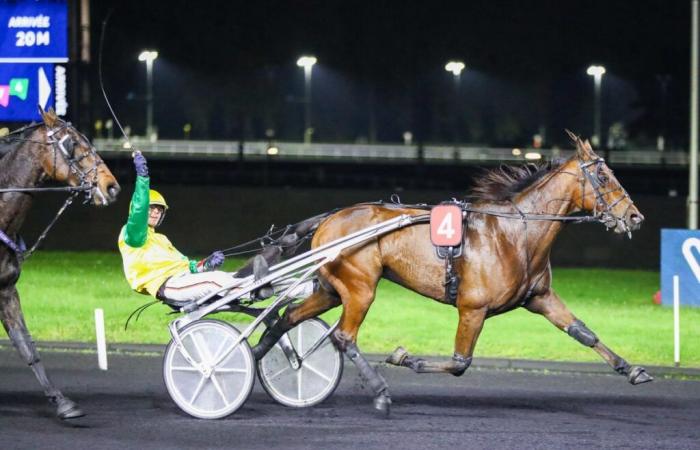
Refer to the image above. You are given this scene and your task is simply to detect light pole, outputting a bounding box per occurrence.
[586,65,606,147]
[296,55,317,143]
[690,0,699,229]
[445,61,465,144]
[138,50,158,139]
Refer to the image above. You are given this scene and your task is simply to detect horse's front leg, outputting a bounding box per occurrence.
[525,289,653,385]
[0,286,84,419]
[386,304,486,376]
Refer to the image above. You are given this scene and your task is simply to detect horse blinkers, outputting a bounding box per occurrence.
[57,134,75,160]
[47,123,102,202]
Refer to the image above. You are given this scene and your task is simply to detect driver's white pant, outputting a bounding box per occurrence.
[161,271,243,303]
[273,279,316,298]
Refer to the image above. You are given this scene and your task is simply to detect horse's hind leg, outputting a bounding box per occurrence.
[252,285,341,360]
[333,329,391,416]
[258,272,392,415]
[0,287,84,419]
[525,289,653,385]
[387,304,486,376]
[322,256,392,416]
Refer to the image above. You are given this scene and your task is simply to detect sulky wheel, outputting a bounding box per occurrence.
[163,319,255,419]
[258,318,343,408]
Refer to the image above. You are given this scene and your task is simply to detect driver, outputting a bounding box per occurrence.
[118,151,241,304]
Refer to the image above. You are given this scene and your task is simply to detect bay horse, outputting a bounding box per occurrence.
[0,108,120,419]
[255,132,650,415]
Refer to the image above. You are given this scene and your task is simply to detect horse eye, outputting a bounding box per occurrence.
[597,169,609,184]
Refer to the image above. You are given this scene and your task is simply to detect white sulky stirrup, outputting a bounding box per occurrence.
[163,320,255,419]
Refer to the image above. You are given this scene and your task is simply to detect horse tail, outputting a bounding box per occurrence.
[281,211,333,253]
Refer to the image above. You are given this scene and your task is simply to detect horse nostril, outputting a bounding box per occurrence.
[630,213,644,225]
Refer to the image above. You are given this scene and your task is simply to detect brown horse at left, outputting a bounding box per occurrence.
[253,133,650,416]
[0,108,120,419]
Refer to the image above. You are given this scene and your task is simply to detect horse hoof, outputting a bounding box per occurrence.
[628,366,654,385]
[57,398,85,420]
[373,393,391,417]
[386,347,408,366]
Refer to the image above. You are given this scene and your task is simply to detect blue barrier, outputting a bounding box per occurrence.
[661,229,700,307]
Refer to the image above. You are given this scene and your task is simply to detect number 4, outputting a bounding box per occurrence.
[437,212,455,239]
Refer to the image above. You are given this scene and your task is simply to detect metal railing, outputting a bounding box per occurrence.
[94,138,690,166]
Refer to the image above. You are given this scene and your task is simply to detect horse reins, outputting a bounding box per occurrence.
[219,158,625,260]
[0,121,102,261]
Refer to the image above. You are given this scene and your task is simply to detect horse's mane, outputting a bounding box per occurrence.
[467,159,566,202]
[0,122,41,159]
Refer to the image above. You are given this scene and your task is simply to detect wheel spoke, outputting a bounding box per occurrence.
[209,374,229,405]
[214,367,248,374]
[190,331,206,364]
[303,362,333,382]
[189,374,208,404]
[266,364,291,381]
[171,366,200,372]
[177,334,200,363]
[192,331,213,364]
[297,326,303,353]
[210,334,231,367]
[297,364,303,400]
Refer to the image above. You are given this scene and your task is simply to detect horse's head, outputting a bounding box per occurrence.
[37,107,120,206]
[567,130,644,236]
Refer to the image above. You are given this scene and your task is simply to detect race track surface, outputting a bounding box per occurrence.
[1,347,699,450]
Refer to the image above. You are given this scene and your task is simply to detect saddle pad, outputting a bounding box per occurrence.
[430,204,463,247]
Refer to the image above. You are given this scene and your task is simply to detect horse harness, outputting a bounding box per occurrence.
[0,121,101,262]
[427,201,465,305]
[386,156,632,305]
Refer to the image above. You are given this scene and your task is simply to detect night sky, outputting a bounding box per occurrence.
[93,1,690,148]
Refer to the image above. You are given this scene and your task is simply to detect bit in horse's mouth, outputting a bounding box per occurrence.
[603,215,617,230]
[613,219,633,239]
[92,187,109,206]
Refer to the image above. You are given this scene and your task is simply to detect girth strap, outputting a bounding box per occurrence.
[442,246,460,305]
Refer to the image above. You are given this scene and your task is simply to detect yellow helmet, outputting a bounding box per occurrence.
[149,189,169,210]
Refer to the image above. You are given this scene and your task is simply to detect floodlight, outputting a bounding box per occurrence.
[586,65,606,77]
[296,56,317,68]
[445,61,465,76]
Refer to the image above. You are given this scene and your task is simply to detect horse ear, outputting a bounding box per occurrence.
[565,129,579,142]
[582,139,598,158]
[565,129,587,157]
[38,105,57,128]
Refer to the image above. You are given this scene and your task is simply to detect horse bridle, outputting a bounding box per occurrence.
[578,156,634,233]
[0,121,104,260]
[46,120,106,202]
[0,121,102,196]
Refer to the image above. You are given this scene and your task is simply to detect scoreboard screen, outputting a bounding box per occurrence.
[0,0,68,121]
